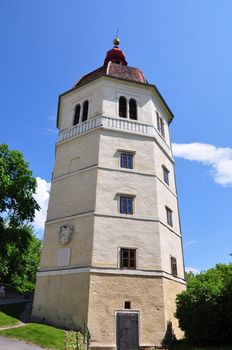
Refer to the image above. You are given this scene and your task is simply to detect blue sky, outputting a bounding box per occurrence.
[1,0,232,273]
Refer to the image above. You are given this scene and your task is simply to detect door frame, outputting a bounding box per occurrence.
[115,310,140,350]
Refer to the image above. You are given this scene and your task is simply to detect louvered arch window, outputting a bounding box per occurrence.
[82,100,89,122]
[73,104,81,125]
[119,96,127,118]
[129,99,137,120]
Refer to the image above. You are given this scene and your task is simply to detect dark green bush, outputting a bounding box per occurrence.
[175,263,232,346]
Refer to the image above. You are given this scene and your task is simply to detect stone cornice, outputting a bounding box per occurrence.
[37,266,186,285]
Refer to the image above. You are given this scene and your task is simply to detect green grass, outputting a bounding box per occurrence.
[0,323,65,349]
[0,302,27,327]
[172,339,232,350]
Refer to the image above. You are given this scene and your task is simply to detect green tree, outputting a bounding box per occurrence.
[0,143,39,226]
[10,226,42,293]
[175,263,232,346]
[0,222,41,292]
[0,144,41,289]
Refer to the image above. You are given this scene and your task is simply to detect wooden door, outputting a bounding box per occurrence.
[116,313,139,350]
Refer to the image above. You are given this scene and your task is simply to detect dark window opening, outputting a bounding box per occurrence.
[124,301,131,309]
[120,249,136,269]
[120,196,133,214]
[82,100,89,122]
[160,118,165,137]
[73,104,81,125]
[171,256,177,277]
[120,153,133,169]
[163,166,170,185]
[166,206,173,227]
[129,99,137,120]
[156,112,165,138]
[119,96,127,118]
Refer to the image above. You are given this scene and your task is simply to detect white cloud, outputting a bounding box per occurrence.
[48,115,56,121]
[46,128,58,134]
[185,267,200,275]
[172,142,232,186]
[183,240,197,248]
[33,177,51,233]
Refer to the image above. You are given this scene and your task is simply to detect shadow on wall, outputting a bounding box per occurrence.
[161,321,176,348]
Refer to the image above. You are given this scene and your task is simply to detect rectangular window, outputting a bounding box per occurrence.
[160,118,165,138]
[163,166,170,185]
[124,301,131,309]
[120,153,134,169]
[166,206,173,226]
[120,196,134,214]
[120,249,136,269]
[156,112,165,138]
[157,112,161,132]
[171,256,177,276]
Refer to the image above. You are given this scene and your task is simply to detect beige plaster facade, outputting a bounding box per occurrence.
[33,49,185,349]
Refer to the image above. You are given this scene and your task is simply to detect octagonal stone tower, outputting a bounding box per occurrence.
[33,38,186,350]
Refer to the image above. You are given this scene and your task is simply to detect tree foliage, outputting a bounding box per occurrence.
[0,222,41,293]
[176,264,232,345]
[0,143,39,226]
[0,144,41,292]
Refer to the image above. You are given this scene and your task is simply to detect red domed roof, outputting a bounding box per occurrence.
[104,46,127,66]
[74,39,147,87]
[74,62,147,87]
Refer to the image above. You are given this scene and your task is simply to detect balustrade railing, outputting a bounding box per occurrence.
[58,116,171,156]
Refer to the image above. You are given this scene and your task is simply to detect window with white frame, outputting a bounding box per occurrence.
[120,153,134,169]
[120,248,136,269]
[119,195,134,214]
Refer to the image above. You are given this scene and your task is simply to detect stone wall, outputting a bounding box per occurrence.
[88,274,166,349]
[32,272,90,330]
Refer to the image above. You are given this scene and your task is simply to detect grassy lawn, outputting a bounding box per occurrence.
[0,302,27,327]
[172,339,232,350]
[0,323,65,349]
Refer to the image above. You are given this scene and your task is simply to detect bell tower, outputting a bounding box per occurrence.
[33,38,186,349]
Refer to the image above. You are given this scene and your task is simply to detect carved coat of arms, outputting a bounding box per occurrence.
[59,224,74,245]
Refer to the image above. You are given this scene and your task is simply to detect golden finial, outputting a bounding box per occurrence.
[113,28,120,46]
[113,37,120,46]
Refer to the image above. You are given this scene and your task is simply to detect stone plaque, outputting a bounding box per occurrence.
[57,248,71,267]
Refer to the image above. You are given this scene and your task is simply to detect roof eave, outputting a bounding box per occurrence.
[56,74,174,128]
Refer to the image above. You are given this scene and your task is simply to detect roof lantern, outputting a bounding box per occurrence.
[104,37,128,66]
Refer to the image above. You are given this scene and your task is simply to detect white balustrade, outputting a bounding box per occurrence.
[58,116,170,157]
